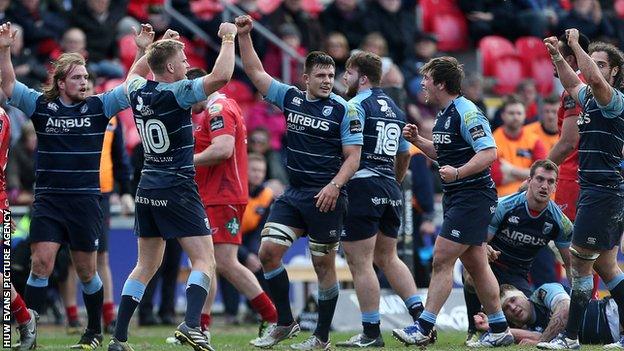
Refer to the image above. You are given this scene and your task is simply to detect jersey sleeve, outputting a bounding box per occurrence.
[553,205,573,247]
[459,108,496,152]
[530,283,570,309]
[166,78,207,110]
[597,87,624,118]
[264,79,293,110]
[8,81,42,117]
[562,92,582,119]
[97,84,130,118]
[488,196,510,236]
[127,76,147,96]
[207,102,236,138]
[577,85,589,106]
[340,101,364,145]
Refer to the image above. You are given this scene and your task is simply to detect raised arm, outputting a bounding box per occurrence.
[566,28,612,106]
[548,114,579,165]
[544,35,584,104]
[0,22,17,98]
[125,23,155,94]
[235,15,273,96]
[202,23,237,95]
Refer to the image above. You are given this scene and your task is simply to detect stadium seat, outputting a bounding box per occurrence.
[531,58,555,96]
[118,34,137,73]
[432,12,468,51]
[190,0,224,20]
[302,0,323,16]
[220,80,255,114]
[492,54,524,95]
[515,36,550,77]
[97,78,125,94]
[418,0,459,32]
[616,0,624,18]
[257,0,281,15]
[478,36,516,77]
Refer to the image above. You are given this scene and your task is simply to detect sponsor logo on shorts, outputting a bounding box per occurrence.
[225,218,240,236]
[204,218,210,230]
[490,205,497,214]
[94,239,99,248]
[329,230,337,238]
[135,196,168,207]
[370,197,402,206]
[451,229,461,238]
[587,237,596,245]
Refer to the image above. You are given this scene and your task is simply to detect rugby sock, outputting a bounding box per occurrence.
[24,273,48,314]
[606,273,624,327]
[264,265,294,326]
[566,275,593,339]
[250,292,278,323]
[11,293,31,325]
[114,279,146,342]
[405,294,424,322]
[184,270,210,328]
[81,273,104,334]
[314,283,339,343]
[463,287,481,333]
[66,305,79,323]
[487,311,508,333]
[103,302,116,325]
[201,313,212,331]
[418,310,437,334]
[362,311,381,339]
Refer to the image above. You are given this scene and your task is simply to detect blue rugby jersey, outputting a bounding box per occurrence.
[9,81,128,194]
[527,283,570,332]
[432,96,496,192]
[127,76,207,189]
[349,87,410,180]
[265,79,363,188]
[576,86,624,190]
[488,191,572,276]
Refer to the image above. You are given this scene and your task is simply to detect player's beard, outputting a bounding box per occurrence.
[345,80,359,99]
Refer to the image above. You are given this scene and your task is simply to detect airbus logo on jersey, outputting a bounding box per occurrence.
[501,228,547,246]
[46,117,92,129]
[432,132,452,144]
[287,112,330,131]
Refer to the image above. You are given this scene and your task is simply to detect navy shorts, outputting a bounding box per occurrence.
[439,187,497,245]
[490,261,531,297]
[134,182,211,239]
[343,177,402,241]
[579,298,618,344]
[267,187,347,243]
[572,188,624,251]
[30,193,103,252]
[98,193,111,253]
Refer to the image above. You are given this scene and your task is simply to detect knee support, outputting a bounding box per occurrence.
[261,222,297,247]
[309,239,339,257]
[570,247,600,261]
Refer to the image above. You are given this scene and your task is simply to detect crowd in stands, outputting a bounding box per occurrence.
[5,0,624,324]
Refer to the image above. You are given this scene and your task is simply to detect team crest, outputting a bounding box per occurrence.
[80,104,88,114]
[47,102,58,112]
[322,106,333,116]
[444,116,451,129]
[543,222,553,235]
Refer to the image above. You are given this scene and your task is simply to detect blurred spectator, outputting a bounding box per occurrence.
[362,0,415,65]
[58,27,88,58]
[265,0,323,51]
[402,31,438,104]
[0,0,17,24]
[511,0,564,36]
[491,79,540,129]
[71,0,126,78]
[10,23,47,89]
[245,93,286,152]
[462,73,487,117]
[7,120,35,205]
[263,23,307,87]
[324,32,350,89]
[491,95,547,196]
[359,32,404,88]
[248,127,288,187]
[525,95,560,153]
[558,0,615,41]
[11,0,67,55]
[319,0,367,50]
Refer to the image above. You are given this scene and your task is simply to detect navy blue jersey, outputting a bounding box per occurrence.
[265,79,363,188]
[576,86,624,190]
[127,76,207,189]
[432,96,496,192]
[9,81,128,194]
[349,88,409,180]
[527,283,570,332]
[488,192,572,275]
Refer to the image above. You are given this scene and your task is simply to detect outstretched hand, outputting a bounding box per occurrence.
[0,22,17,49]
[565,28,580,47]
[134,23,155,49]
[218,22,237,39]
[235,15,253,35]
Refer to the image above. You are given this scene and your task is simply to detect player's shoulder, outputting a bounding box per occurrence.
[532,282,569,304]
[547,200,573,227]
[329,92,349,106]
[498,191,526,211]
[454,96,483,121]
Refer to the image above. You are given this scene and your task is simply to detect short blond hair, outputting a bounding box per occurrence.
[146,39,185,75]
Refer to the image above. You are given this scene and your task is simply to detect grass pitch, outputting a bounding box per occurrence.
[14,323,613,350]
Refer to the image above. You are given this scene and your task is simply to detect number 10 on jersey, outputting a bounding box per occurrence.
[136,119,170,154]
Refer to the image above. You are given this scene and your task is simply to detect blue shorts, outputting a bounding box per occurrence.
[579,298,618,344]
[572,188,624,251]
[134,182,211,239]
[490,261,531,297]
[343,177,402,241]
[30,193,103,252]
[439,188,497,245]
[267,187,347,243]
